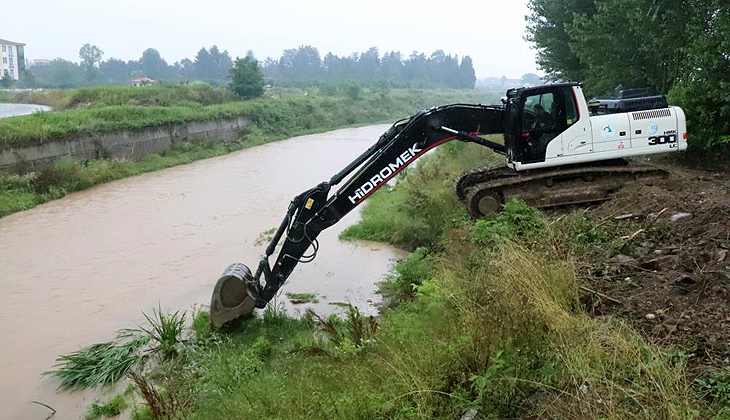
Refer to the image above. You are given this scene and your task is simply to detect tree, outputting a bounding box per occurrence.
[229,56,264,99]
[99,58,130,83]
[525,0,596,82]
[30,59,83,88]
[140,48,168,79]
[520,73,542,85]
[79,43,104,81]
[0,72,12,88]
[457,56,477,88]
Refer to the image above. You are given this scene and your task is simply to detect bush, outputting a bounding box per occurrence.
[229,56,264,99]
[472,199,545,247]
[377,248,432,308]
[344,80,362,101]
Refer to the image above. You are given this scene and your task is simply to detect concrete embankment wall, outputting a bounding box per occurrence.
[0,116,248,173]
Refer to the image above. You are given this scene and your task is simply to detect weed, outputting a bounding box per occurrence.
[128,372,185,420]
[85,394,128,419]
[139,305,186,360]
[377,247,432,308]
[284,292,319,304]
[471,199,545,247]
[45,333,149,390]
[695,368,730,407]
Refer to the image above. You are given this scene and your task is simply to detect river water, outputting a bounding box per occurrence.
[0,103,51,118]
[0,125,406,420]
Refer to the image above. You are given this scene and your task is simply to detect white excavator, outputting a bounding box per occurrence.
[210,82,688,327]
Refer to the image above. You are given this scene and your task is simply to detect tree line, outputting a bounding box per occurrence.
[260,46,477,89]
[526,0,728,153]
[11,45,476,90]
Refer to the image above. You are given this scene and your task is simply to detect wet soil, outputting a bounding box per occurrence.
[585,162,730,370]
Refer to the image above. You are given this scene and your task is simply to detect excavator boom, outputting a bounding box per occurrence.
[210,104,505,327]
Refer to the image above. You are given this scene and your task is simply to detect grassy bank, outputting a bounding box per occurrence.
[0,88,495,217]
[53,142,727,420]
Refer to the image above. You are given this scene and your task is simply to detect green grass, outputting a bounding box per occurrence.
[10,83,236,109]
[0,89,495,218]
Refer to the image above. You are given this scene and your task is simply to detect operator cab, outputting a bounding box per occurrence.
[504,82,583,166]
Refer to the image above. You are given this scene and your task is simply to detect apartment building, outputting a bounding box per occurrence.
[0,39,26,81]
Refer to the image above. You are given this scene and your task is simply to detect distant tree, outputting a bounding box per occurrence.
[278,46,324,80]
[520,72,542,86]
[30,59,84,88]
[194,47,214,80]
[17,69,36,88]
[457,56,477,88]
[0,72,12,88]
[140,48,168,79]
[177,58,195,79]
[79,43,104,81]
[403,51,427,82]
[229,56,264,99]
[357,47,380,81]
[99,58,130,83]
[380,51,404,81]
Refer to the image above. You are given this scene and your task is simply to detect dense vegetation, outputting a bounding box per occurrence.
[59,143,728,420]
[526,0,729,155]
[14,44,476,90]
[0,87,495,217]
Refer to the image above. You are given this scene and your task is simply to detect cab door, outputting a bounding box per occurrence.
[560,86,592,156]
[513,87,569,164]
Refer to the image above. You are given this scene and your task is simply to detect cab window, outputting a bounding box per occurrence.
[564,90,578,126]
[521,92,557,131]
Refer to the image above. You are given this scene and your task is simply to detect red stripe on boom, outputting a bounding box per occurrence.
[352,132,479,206]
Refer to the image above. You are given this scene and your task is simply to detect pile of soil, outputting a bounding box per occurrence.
[586,165,730,370]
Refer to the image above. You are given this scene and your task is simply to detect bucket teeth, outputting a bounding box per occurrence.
[210,263,258,328]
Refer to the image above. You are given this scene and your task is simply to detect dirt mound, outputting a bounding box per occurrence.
[586,166,730,370]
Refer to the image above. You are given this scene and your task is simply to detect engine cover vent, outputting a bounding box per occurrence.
[632,108,672,120]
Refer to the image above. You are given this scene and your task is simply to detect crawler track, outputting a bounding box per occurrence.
[456,159,669,218]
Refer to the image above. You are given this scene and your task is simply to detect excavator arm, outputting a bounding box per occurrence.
[211,104,505,327]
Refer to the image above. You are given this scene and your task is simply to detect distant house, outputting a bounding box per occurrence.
[131,77,155,87]
[31,59,51,67]
[0,38,26,81]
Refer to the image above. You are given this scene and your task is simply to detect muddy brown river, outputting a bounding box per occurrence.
[0,125,406,420]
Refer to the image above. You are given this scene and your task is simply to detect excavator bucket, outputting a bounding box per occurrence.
[210,263,258,328]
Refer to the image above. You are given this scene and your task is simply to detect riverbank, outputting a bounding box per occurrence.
[84,142,727,420]
[0,88,495,217]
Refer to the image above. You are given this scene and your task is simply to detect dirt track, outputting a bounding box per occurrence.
[587,162,730,370]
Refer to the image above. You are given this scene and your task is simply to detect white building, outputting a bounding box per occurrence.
[0,39,26,81]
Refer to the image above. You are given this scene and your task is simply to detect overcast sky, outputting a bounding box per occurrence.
[4,0,540,79]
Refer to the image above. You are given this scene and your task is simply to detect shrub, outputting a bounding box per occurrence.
[229,56,264,99]
[377,248,432,308]
[472,199,545,247]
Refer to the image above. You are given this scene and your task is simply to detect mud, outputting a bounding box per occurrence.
[586,163,730,370]
[0,124,405,420]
